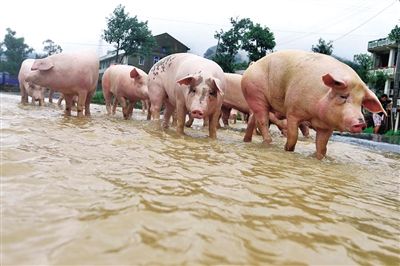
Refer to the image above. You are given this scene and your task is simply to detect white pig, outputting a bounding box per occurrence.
[18,59,46,106]
[26,51,99,117]
[148,53,226,139]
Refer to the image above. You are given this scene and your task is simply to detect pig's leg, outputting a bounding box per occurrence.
[31,97,35,105]
[112,97,118,115]
[244,113,256,142]
[284,116,299,151]
[315,129,332,160]
[104,89,113,115]
[20,85,28,104]
[149,85,165,121]
[118,97,129,119]
[185,114,194,127]
[203,116,210,128]
[171,111,177,127]
[175,103,187,135]
[221,107,231,127]
[269,112,287,136]
[127,101,134,119]
[162,101,174,129]
[48,89,54,103]
[39,98,45,106]
[57,95,64,106]
[146,100,151,120]
[77,91,87,118]
[209,111,220,139]
[254,109,272,144]
[64,94,74,117]
[299,122,310,138]
[84,90,93,117]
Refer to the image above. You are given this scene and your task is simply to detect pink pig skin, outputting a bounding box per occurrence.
[102,65,150,120]
[148,53,225,139]
[26,51,99,117]
[18,59,46,106]
[221,73,250,126]
[221,73,308,137]
[241,50,385,159]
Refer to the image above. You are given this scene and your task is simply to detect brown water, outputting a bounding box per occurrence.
[1,92,399,265]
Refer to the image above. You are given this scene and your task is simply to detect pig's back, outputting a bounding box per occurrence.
[223,73,249,113]
[52,52,99,90]
[18,59,35,81]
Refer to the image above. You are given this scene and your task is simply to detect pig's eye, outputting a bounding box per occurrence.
[209,90,217,97]
[339,94,349,103]
[188,87,196,94]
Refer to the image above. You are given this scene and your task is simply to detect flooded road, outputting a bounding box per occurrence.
[1,92,399,265]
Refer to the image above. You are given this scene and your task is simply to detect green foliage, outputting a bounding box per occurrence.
[103,4,155,63]
[43,39,62,56]
[311,38,333,55]
[368,70,389,92]
[242,23,275,62]
[388,25,400,42]
[91,91,105,105]
[213,17,275,72]
[0,28,33,75]
[384,130,400,136]
[363,127,374,134]
[353,53,372,83]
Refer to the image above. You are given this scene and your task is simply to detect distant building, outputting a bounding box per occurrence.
[367,37,398,97]
[99,33,190,82]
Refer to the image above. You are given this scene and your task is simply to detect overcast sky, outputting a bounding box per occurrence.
[1,0,399,60]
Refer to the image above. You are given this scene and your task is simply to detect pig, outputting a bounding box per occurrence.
[220,73,251,126]
[25,51,99,117]
[148,53,225,139]
[18,59,46,106]
[102,65,150,120]
[241,50,385,159]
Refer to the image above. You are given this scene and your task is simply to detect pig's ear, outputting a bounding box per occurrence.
[177,75,195,86]
[31,60,54,71]
[130,68,140,79]
[210,78,224,96]
[322,73,347,90]
[362,88,387,115]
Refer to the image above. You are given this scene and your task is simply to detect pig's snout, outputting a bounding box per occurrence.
[191,110,204,119]
[350,118,366,133]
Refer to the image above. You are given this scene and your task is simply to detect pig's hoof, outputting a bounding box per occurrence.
[243,136,252,142]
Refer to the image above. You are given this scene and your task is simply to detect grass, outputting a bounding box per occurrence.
[91,91,105,105]
[363,126,400,136]
[90,91,144,110]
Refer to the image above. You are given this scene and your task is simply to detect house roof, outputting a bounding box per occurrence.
[154,33,190,51]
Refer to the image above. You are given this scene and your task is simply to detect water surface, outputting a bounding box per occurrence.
[1,93,399,265]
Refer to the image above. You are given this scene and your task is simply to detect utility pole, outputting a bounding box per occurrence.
[392,43,400,132]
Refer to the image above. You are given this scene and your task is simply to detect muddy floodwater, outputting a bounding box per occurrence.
[1,92,399,265]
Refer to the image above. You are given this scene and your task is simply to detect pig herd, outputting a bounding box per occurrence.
[18,50,386,159]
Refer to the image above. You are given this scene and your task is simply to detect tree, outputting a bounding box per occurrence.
[0,28,33,75]
[311,38,333,55]
[388,25,400,111]
[43,39,62,56]
[103,4,155,63]
[213,17,275,72]
[122,16,155,57]
[353,53,372,83]
[214,18,247,73]
[242,23,275,62]
[388,25,400,42]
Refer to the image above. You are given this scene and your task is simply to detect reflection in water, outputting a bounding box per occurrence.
[1,93,399,265]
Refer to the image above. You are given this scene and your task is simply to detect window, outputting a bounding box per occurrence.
[153,56,160,64]
[139,56,145,65]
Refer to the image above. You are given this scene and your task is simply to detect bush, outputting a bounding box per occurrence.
[363,127,374,134]
[384,130,400,136]
[91,91,105,105]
